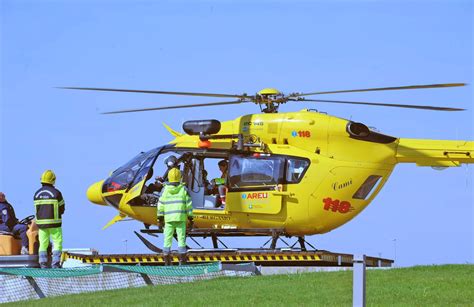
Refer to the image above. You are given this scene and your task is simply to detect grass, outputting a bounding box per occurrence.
[6,264,473,306]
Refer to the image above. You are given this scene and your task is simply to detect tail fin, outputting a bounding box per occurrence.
[396,139,474,167]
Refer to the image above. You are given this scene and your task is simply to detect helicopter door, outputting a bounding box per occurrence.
[226,154,285,214]
[183,158,206,209]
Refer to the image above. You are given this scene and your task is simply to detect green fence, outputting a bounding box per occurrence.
[0,263,258,303]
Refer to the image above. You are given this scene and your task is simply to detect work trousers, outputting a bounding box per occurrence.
[39,227,63,252]
[163,221,186,254]
[0,223,28,247]
[38,227,63,268]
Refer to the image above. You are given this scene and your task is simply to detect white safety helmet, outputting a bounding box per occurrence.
[164,155,178,168]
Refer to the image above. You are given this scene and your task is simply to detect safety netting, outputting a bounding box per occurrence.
[0,263,257,304]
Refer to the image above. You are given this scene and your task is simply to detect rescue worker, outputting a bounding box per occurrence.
[210,160,228,207]
[33,170,65,268]
[0,192,29,254]
[157,168,193,265]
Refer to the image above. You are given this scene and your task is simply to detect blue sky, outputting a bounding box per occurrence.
[1,0,472,266]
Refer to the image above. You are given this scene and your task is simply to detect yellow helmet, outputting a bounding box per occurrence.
[41,170,56,185]
[168,168,182,183]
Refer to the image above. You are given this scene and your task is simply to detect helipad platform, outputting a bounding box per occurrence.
[64,250,393,267]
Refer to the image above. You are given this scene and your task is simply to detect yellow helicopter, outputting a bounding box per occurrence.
[63,83,473,249]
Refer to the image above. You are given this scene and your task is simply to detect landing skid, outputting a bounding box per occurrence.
[136,228,315,253]
[134,231,162,253]
[260,235,317,251]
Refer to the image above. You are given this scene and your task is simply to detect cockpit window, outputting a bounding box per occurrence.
[102,147,160,193]
[286,158,309,183]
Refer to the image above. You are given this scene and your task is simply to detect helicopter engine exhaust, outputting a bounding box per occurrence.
[346,122,370,137]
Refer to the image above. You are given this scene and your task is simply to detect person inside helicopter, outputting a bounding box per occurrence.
[141,153,194,204]
[156,155,179,185]
[144,175,162,194]
[140,168,161,206]
[202,170,212,195]
[208,160,228,207]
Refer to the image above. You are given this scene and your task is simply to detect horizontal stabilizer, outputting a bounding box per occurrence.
[102,214,127,230]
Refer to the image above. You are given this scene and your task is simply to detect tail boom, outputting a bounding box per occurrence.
[396,138,474,167]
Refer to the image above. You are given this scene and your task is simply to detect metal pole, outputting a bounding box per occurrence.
[140,273,153,286]
[353,254,366,307]
[26,277,45,299]
[392,239,397,267]
[123,239,128,254]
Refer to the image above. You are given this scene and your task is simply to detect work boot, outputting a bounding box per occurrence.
[164,254,172,266]
[21,246,29,255]
[51,250,62,268]
[39,251,48,269]
[178,253,187,265]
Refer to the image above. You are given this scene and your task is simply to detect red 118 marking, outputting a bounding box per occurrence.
[323,197,352,213]
[298,131,311,137]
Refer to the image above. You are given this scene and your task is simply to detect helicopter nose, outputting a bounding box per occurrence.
[87,180,106,205]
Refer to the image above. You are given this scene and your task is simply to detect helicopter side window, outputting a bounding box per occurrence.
[286,158,309,183]
[229,155,285,189]
[353,175,383,200]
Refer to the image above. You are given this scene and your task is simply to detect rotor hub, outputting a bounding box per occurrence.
[257,88,281,96]
[255,88,286,113]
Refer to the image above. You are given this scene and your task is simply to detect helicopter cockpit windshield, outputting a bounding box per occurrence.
[102,147,161,193]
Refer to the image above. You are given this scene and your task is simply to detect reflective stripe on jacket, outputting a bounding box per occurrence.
[157,184,193,222]
[34,184,65,229]
[215,178,227,185]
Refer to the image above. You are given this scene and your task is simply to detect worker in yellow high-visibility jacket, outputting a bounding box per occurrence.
[157,168,193,265]
[34,170,65,269]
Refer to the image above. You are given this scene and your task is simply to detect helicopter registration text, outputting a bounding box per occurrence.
[195,215,231,221]
[322,197,354,214]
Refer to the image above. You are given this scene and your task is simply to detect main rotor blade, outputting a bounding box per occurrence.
[294,83,466,97]
[102,100,247,114]
[295,98,465,111]
[58,87,251,99]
